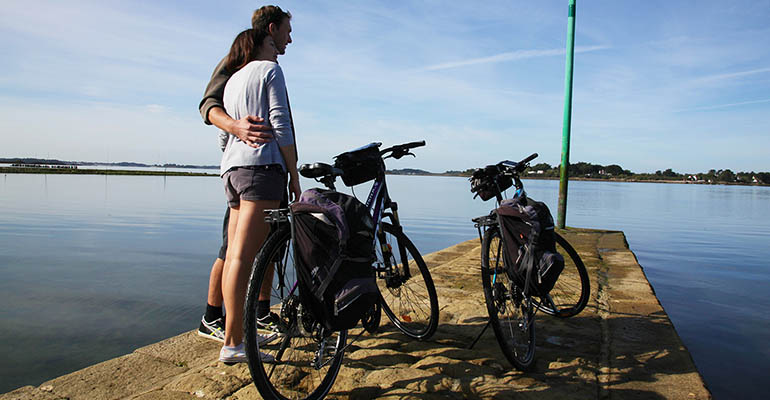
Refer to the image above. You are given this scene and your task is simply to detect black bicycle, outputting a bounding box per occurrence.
[469,153,589,370]
[243,141,439,400]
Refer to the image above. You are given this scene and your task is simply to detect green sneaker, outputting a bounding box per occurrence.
[257,312,281,337]
[197,316,225,343]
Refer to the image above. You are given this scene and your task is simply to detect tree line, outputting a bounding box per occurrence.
[448,162,770,184]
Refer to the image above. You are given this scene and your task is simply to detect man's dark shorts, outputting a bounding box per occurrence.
[222,164,285,207]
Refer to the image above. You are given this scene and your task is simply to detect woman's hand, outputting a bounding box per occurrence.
[288,173,302,202]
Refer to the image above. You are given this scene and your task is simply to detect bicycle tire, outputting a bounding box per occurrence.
[481,226,536,370]
[375,222,439,340]
[245,225,347,400]
[532,232,590,318]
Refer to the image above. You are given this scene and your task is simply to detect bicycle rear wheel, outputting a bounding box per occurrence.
[532,232,590,317]
[481,226,535,370]
[245,225,347,400]
[375,222,438,340]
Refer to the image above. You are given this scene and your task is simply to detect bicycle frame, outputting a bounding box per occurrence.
[262,161,413,302]
[365,176,393,231]
[365,171,415,283]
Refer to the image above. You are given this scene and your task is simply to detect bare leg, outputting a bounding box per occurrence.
[222,199,280,347]
[259,263,274,302]
[207,258,224,308]
[221,205,238,327]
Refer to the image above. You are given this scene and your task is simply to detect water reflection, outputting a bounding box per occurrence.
[0,174,768,398]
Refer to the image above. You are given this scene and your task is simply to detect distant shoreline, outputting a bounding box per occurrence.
[0,166,216,177]
[386,171,770,187]
[3,166,768,187]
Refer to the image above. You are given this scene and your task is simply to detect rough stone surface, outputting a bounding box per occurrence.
[1,229,711,399]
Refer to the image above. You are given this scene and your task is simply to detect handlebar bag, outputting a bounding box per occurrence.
[333,144,384,187]
[470,167,513,201]
[290,188,379,331]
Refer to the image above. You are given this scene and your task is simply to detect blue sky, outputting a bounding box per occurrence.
[1,0,769,173]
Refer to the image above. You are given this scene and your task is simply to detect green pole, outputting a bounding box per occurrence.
[557,0,576,229]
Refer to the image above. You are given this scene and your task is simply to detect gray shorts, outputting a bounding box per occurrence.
[223,164,286,207]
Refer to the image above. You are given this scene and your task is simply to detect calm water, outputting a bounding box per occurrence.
[1,173,768,398]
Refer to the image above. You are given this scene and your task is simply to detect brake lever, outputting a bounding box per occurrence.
[391,150,407,160]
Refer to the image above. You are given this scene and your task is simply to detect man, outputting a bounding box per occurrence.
[197,5,293,343]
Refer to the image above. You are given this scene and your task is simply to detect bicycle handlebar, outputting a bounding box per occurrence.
[300,140,426,181]
[500,153,538,174]
[519,153,538,166]
[380,140,426,159]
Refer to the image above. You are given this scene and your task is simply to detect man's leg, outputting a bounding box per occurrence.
[206,258,225,312]
[198,208,229,342]
[208,207,229,313]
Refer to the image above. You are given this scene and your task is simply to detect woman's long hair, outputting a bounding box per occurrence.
[224,28,269,73]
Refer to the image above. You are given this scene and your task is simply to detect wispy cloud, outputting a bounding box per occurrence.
[145,104,169,113]
[674,98,770,113]
[420,45,610,72]
[696,67,770,83]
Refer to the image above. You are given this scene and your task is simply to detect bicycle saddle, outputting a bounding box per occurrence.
[299,162,339,178]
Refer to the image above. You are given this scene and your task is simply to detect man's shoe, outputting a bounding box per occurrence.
[257,312,281,336]
[257,330,279,345]
[198,316,225,343]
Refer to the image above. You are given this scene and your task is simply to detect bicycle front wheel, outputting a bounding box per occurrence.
[532,232,590,317]
[375,222,439,340]
[245,225,346,400]
[481,226,535,370]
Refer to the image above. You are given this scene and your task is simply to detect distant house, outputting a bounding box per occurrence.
[686,175,703,182]
[527,170,545,175]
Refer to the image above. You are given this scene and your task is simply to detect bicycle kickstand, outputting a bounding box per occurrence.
[467,318,492,349]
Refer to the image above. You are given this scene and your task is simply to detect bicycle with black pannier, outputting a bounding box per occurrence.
[468,153,589,370]
[243,141,439,400]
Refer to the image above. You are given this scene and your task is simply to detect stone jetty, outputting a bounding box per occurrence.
[2,228,711,399]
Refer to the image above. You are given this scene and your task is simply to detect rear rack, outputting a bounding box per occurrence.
[472,214,498,242]
[264,208,290,224]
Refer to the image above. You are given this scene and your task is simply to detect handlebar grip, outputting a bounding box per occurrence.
[404,140,426,148]
[380,140,426,157]
[519,153,538,165]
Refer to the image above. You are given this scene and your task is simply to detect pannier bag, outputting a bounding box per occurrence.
[496,196,564,295]
[333,143,384,187]
[290,188,378,331]
[470,166,513,201]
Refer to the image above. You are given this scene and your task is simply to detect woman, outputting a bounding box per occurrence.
[218,28,301,363]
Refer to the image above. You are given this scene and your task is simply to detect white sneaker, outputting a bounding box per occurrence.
[219,343,275,364]
[219,343,247,363]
